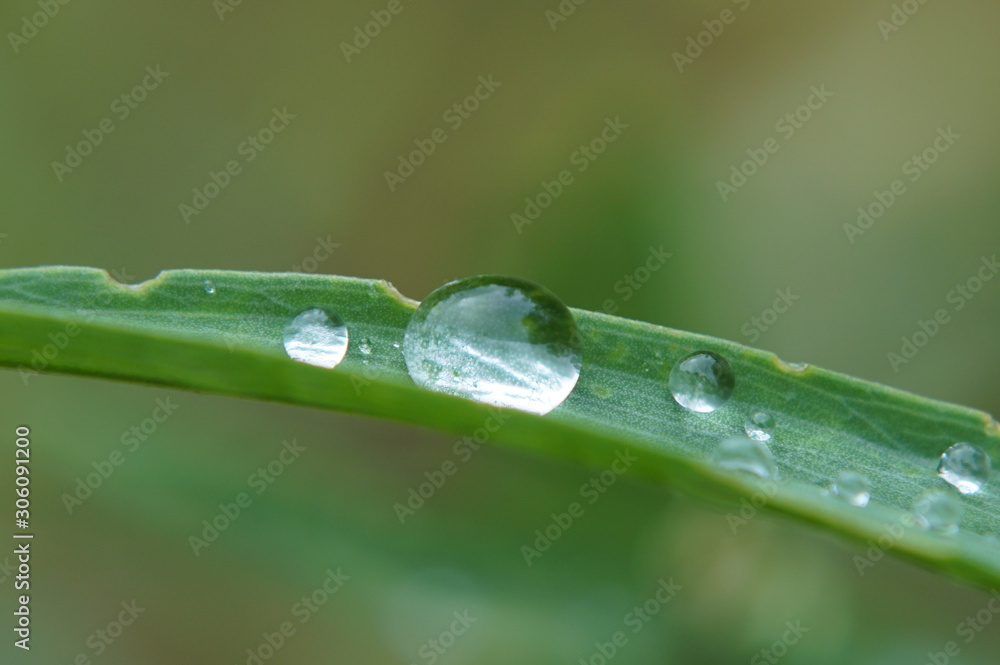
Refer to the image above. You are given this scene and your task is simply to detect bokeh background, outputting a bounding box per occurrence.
[3,0,1000,662]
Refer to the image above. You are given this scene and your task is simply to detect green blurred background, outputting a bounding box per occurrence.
[2,0,1000,662]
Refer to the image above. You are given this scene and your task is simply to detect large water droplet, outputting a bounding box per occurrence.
[744,411,776,442]
[403,276,582,415]
[712,436,778,479]
[829,471,871,508]
[282,307,349,369]
[913,490,962,534]
[937,442,991,495]
[668,351,735,413]
[203,279,216,295]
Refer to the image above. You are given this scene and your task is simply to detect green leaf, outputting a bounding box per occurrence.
[2,266,998,586]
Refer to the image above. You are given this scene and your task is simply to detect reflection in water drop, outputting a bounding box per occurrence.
[668,351,735,413]
[829,471,871,508]
[744,411,776,442]
[713,437,778,480]
[403,276,582,415]
[282,307,349,369]
[913,490,962,534]
[937,442,991,495]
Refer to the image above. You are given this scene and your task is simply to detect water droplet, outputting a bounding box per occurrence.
[744,411,776,442]
[937,442,991,495]
[403,276,582,415]
[829,471,871,507]
[203,280,216,295]
[913,490,962,534]
[392,342,401,350]
[668,351,735,413]
[712,436,778,479]
[358,338,373,355]
[282,307,349,369]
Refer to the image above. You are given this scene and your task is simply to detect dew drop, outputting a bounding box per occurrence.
[744,411,776,442]
[668,351,735,413]
[829,471,871,508]
[203,280,216,295]
[712,436,778,480]
[937,442,991,495]
[913,490,962,534]
[282,307,349,369]
[402,275,582,415]
[358,338,373,355]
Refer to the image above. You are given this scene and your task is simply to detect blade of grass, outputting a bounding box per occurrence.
[1,266,998,587]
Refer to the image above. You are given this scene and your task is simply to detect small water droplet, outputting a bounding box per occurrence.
[829,471,871,507]
[668,351,734,413]
[937,442,991,495]
[402,276,582,415]
[712,436,778,479]
[358,338,373,355]
[913,490,962,534]
[204,280,216,295]
[392,342,401,350]
[744,411,776,442]
[282,307,349,369]
[785,362,808,372]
